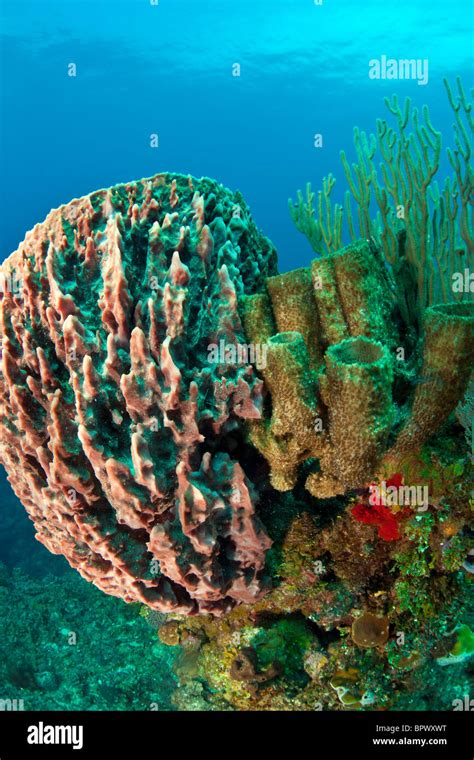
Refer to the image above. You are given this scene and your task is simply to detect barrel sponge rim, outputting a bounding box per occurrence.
[327,335,388,367]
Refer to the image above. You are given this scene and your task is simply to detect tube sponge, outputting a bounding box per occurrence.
[239,291,276,346]
[249,332,324,490]
[311,240,398,350]
[244,242,471,499]
[308,337,394,494]
[387,301,474,459]
[266,268,323,369]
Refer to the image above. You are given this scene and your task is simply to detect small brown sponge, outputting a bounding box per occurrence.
[351,612,389,649]
[0,173,277,615]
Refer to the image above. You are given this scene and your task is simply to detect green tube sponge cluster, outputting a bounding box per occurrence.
[311,240,398,350]
[242,237,472,499]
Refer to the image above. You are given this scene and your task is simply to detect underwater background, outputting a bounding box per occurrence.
[0,0,472,711]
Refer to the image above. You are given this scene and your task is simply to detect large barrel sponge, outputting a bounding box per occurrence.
[0,173,277,615]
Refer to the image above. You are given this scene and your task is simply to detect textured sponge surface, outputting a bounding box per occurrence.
[0,173,277,615]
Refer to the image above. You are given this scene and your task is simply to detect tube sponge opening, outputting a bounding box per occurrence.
[268,331,302,346]
[315,337,394,490]
[429,302,474,319]
[329,337,385,366]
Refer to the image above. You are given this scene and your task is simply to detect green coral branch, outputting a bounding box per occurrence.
[289,78,474,330]
[288,177,343,256]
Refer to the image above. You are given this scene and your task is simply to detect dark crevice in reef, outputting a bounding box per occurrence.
[24,454,48,485]
[306,618,342,647]
[127,226,150,293]
[211,429,271,483]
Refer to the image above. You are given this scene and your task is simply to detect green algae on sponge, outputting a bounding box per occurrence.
[239,290,276,347]
[311,239,398,350]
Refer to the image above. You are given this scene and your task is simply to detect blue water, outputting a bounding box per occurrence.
[0,0,472,273]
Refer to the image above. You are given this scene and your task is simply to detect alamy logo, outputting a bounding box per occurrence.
[0,698,24,710]
[452,695,474,711]
[207,339,268,370]
[27,722,84,750]
[369,480,428,511]
[369,55,429,85]
[452,269,473,293]
[0,270,23,297]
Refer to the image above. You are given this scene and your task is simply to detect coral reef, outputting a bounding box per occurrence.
[1,170,472,622]
[0,83,472,713]
[155,435,472,711]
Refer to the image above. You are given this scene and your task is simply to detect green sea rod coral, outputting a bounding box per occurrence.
[289,78,473,329]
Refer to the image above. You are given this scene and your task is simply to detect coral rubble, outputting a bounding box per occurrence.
[0,561,177,710]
